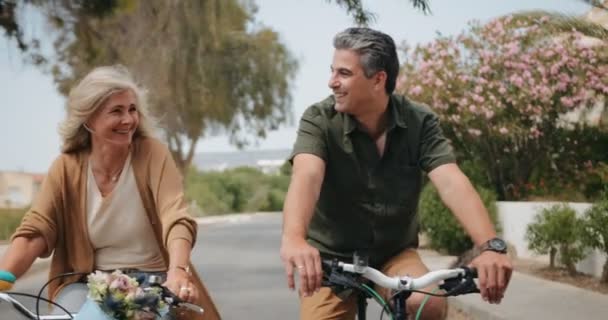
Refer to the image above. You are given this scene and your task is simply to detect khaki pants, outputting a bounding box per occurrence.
[299,249,447,320]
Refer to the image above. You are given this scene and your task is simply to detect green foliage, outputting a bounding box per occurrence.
[581,191,608,282]
[0,208,27,241]
[185,166,290,216]
[526,204,588,274]
[8,0,298,173]
[418,183,500,255]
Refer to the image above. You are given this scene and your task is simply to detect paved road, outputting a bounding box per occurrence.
[194,214,389,318]
[193,214,302,319]
[0,214,387,319]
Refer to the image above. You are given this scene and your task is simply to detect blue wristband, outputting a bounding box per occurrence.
[0,270,16,283]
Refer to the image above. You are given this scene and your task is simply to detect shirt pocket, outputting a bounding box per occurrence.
[383,165,422,207]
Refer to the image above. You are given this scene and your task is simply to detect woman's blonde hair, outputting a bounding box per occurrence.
[58,65,157,153]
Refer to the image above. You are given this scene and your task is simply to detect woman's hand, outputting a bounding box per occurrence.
[163,267,198,303]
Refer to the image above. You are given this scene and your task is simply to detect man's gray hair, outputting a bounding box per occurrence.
[333,28,399,94]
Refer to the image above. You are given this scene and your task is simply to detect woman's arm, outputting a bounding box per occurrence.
[2,157,64,283]
[149,142,198,302]
[163,235,197,303]
[0,236,47,278]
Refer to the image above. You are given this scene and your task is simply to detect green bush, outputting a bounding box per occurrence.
[418,183,500,255]
[185,166,290,215]
[0,208,27,241]
[581,192,608,283]
[526,204,587,275]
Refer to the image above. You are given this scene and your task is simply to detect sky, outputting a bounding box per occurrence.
[0,0,593,173]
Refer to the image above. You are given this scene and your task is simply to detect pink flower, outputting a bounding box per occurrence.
[109,274,131,292]
[560,96,575,108]
[499,127,509,134]
[484,110,495,119]
[530,127,542,138]
[479,65,491,74]
[509,75,524,87]
[506,41,520,56]
[409,85,423,96]
[468,128,482,136]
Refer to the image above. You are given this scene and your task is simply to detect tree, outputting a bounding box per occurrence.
[581,192,608,283]
[3,0,298,172]
[526,204,587,274]
[326,0,430,25]
[397,12,608,200]
[1,0,431,45]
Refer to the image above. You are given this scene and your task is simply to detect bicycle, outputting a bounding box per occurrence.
[0,273,204,319]
[322,253,479,320]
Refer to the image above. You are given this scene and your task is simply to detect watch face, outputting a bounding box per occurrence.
[490,238,507,251]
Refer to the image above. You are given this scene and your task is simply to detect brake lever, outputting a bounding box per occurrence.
[323,259,368,300]
[147,276,205,314]
[439,267,480,296]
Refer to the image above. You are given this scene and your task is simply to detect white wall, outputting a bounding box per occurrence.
[497,201,606,278]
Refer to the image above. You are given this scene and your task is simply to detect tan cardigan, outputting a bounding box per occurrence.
[12,137,221,320]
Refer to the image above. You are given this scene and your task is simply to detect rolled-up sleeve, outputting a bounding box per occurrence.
[289,106,328,162]
[419,113,456,172]
[151,145,197,248]
[11,157,62,258]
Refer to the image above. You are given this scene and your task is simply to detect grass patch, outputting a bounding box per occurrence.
[0,208,27,241]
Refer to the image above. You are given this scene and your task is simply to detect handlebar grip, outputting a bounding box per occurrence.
[0,271,15,291]
[464,267,478,278]
[179,302,205,314]
[0,280,13,291]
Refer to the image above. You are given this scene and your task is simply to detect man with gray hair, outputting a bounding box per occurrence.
[280,27,512,319]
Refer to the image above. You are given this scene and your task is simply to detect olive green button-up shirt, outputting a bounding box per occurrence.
[290,94,456,266]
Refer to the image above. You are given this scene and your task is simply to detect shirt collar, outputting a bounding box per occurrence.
[342,95,407,136]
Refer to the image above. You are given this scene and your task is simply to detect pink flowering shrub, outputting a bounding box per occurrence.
[397,15,608,200]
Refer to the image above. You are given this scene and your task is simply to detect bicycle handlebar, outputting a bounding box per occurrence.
[148,274,205,314]
[323,259,478,293]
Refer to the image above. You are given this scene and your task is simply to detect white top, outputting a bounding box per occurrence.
[87,153,166,271]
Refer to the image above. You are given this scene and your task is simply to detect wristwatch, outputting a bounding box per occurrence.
[479,237,507,254]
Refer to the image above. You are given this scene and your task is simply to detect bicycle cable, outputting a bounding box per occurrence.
[379,288,442,320]
[360,283,393,320]
[35,271,89,320]
[414,288,439,320]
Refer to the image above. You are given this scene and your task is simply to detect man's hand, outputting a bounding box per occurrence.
[280,235,323,297]
[469,251,513,304]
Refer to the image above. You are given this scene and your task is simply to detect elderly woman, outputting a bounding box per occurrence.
[0,65,220,319]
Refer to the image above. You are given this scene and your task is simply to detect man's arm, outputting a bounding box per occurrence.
[428,163,513,304]
[427,163,496,244]
[280,153,325,297]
